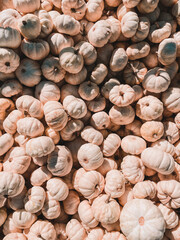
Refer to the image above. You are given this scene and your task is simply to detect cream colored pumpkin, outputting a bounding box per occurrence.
[26,136,55,158]
[151,139,175,156]
[86,0,104,22]
[3,213,22,235]
[102,232,121,240]
[63,190,80,215]
[16,95,43,119]
[54,223,67,240]
[158,38,177,66]
[77,143,104,170]
[42,191,61,219]
[141,147,175,175]
[72,167,86,192]
[3,110,23,135]
[109,105,135,125]
[110,48,128,72]
[41,57,65,83]
[104,170,125,198]
[30,166,52,186]
[46,177,69,201]
[12,209,37,229]
[126,42,150,60]
[8,186,27,211]
[120,199,165,240]
[148,21,171,43]
[101,78,120,99]
[15,58,41,87]
[121,135,146,155]
[3,147,31,174]
[47,145,73,177]
[24,186,45,213]
[157,203,179,229]
[118,185,134,206]
[157,180,180,209]
[0,172,25,198]
[103,133,121,156]
[78,81,99,101]
[87,95,106,113]
[0,9,21,29]
[61,120,83,141]
[35,80,60,105]
[132,16,150,42]
[163,121,179,144]
[132,180,156,200]
[59,47,84,74]
[142,68,171,93]
[66,219,87,240]
[86,227,104,240]
[18,14,41,40]
[162,87,180,113]
[0,48,20,74]
[28,220,56,240]
[17,117,44,138]
[165,221,180,240]
[0,27,21,49]
[121,155,145,184]
[65,67,87,86]
[48,32,73,56]
[0,79,22,98]
[78,200,99,228]
[121,11,139,38]
[92,194,120,224]
[63,95,87,119]
[140,121,164,142]
[88,20,111,47]
[21,39,50,61]
[62,0,86,20]
[3,233,26,240]
[81,126,103,146]
[78,170,104,199]
[44,101,68,131]
[136,96,163,121]
[13,0,40,13]
[45,127,60,145]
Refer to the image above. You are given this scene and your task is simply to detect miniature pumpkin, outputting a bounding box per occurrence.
[47,145,73,177]
[12,0,40,13]
[148,21,171,43]
[42,191,61,219]
[54,223,67,240]
[86,0,104,22]
[90,63,108,85]
[109,105,135,125]
[0,133,14,156]
[26,136,55,158]
[63,190,80,215]
[140,121,164,142]
[92,194,120,224]
[60,120,83,141]
[132,17,150,42]
[81,126,103,145]
[141,147,175,175]
[109,48,128,72]
[121,11,139,38]
[30,166,52,186]
[78,81,99,101]
[78,143,104,170]
[162,87,180,113]
[120,199,165,240]
[158,38,177,65]
[62,0,86,20]
[103,133,121,156]
[0,208,7,227]
[86,227,104,240]
[43,101,68,131]
[0,48,20,74]
[66,219,87,240]
[3,233,26,240]
[0,9,21,29]
[63,95,87,119]
[0,27,21,49]
[136,95,163,121]
[132,180,156,200]
[3,110,23,135]
[46,177,69,201]
[12,209,37,229]
[126,41,150,60]
[24,186,46,213]
[157,180,180,209]
[151,139,175,156]
[87,95,106,113]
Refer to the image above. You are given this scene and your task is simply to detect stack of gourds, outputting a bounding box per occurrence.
[0,0,180,239]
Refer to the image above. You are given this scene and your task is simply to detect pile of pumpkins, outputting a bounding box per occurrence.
[0,0,180,239]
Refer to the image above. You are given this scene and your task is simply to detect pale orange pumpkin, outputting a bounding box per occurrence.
[121,135,146,155]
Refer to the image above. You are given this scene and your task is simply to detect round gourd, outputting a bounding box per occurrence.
[158,38,177,65]
[103,133,121,156]
[1,79,22,98]
[42,191,61,219]
[86,0,104,22]
[131,17,150,42]
[120,199,165,240]
[157,180,180,209]
[46,177,69,201]
[109,48,128,72]
[151,139,175,156]
[106,17,121,43]
[59,47,84,74]
[86,228,104,240]
[60,120,84,141]
[3,233,26,240]
[48,32,74,56]
[13,0,40,13]
[121,11,139,38]
[0,27,21,49]
[90,63,108,85]
[63,190,80,215]
[92,194,120,224]
[41,57,65,83]
[75,41,97,65]
[43,101,68,131]
[18,14,41,40]
[137,0,159,14]
[132,180,157,200]
[3,110,23,135]
[63,95,87,119]
[12,209,37,229]
[0,48,20,73]
[81,126,103,145]
[136,96,163,121]
[77,143,104,170]
[47,145,73,177]
[30,166,52,186]
[141,147,175,175]
[104,170,125,198]
[148,21,171,43]
[121,135,146,155]
[0,9,21,29]
[26,136,55,158]
[24,186,45,213]
[88,20,112,47]
[87,95,106,113]
[109,105,135,125]
[162,87,180,113]
[21,39,50,61]
[61,0,86,20]
[0,208,7,227]
[142,68,171,93]
[140,121,164,142]
[121,155,145,184]
[126,41,150,60]
[66,219,87,240]
[15,58,41,87]
[78,81,99,101]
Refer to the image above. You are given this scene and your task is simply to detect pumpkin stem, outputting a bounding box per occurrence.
[155,68,161,76]
[22,20,27,26]
[105,194,111,203]
[163,195,171,205]
[87,81,92,87]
